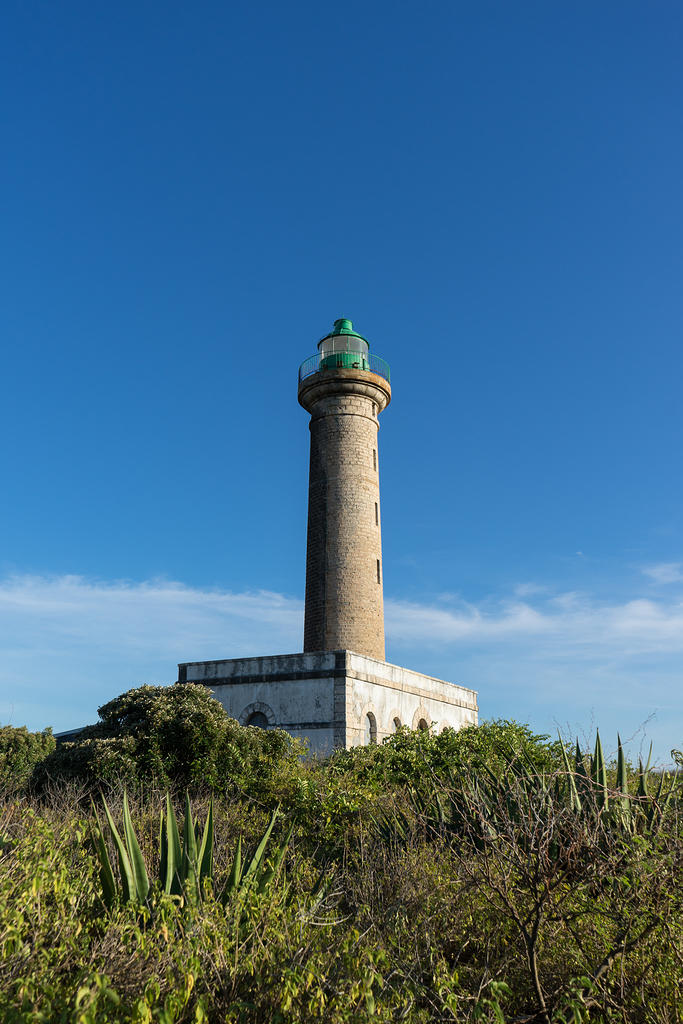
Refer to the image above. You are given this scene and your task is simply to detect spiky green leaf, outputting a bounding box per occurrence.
[163,794,183,893]
[91,807,117,909]
[257,822,293,893]
[182,791,197,868]
[122,791,150,902]
[592,730,609,810]
[197,798,214,883]
[102,796,135,903]
[158,808,166,890]
[559,735,581,813]
[242,806,280,887]
[615,734,631,827]
[637,758,648,800]
[222,836,242,903]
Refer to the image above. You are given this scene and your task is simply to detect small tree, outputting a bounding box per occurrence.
[33,684,303,796]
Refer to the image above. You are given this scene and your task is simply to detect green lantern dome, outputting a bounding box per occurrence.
[318,317,370,349]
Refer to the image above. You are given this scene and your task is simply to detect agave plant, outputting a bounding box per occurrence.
[560,731,678,833]
[220,809,292,904]
[92,791,152,907]
[92,791,290,910]
[157,792,214,904]
[372,730,680,850]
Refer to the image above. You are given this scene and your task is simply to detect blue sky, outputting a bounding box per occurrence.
[1,2,682,762]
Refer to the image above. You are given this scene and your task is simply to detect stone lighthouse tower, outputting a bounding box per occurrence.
[178,317,478,752]
[298,318,391,659]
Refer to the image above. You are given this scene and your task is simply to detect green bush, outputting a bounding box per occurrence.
[33,684,305,797]
[0,725,55,792]
[327,718,566,790]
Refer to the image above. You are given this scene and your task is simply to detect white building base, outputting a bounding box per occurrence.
[178,651,478,755]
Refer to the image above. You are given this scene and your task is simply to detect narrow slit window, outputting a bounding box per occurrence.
[376,559,381,584]
[373,449,377,471]
[375,502,379,525]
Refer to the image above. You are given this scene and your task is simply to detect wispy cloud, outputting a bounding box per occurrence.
[642,562,683,584]
[385,588,683,759]
[0,574,303,732]
[513,582,548,598]
[385,591,683,656]
[386,597,552,643]
[0,572,681,756]
[0,573,303,660]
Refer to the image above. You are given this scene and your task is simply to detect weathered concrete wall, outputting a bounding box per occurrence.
[298,368,391,660]
[180,652,339,685]
[178,650,478,755]
[179,653,338,755]
[209,680,335,755]
[343,652,479,747]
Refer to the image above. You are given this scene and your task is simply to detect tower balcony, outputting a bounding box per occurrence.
[298,349,391,385]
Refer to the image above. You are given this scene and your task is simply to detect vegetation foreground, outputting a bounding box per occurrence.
[1,686,682,1023]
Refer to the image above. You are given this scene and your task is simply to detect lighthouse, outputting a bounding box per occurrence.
[178,317,478,752]
[298,318,391,659]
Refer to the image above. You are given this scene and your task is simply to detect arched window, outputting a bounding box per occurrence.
[363,712,377,746]
[239,701,275,729]
[417,718,429,732]
[393,717,402,732]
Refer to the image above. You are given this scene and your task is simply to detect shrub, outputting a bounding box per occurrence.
[0,725,55,792]
[1,764,681,1024]
[327,718,566,790]
[33,684,304,797]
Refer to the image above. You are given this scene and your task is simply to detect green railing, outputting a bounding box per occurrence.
[298,352,391,385]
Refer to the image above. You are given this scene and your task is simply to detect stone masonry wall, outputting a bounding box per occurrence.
[299,369,391,660]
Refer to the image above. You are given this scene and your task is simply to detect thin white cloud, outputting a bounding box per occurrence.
[385,592,683,655]
[514,582,548,597]
[385,597,553,642]
[9,573,683,666]
[0,573,681,755]
[642,562,683,584]
[0,573,302,656]
[0,574,303,732]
